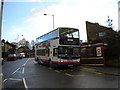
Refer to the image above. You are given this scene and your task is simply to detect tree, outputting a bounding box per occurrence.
[31,40,35,50]
[106,16,113,28]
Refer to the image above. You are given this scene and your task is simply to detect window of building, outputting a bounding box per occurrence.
[98,32,106,37]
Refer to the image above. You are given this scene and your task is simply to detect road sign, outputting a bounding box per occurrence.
[96,47,102,56]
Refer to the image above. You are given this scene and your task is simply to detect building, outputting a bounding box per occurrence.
[18,38,27,47]
[2,39,34,59]
[84,21,120,66]
[17,38,32,50]
[2,40,16,58]
[86,21,117,43]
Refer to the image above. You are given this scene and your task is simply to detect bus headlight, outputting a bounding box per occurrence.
[61,60,64,62]
[77,60,80,62]
[57,58,61,62]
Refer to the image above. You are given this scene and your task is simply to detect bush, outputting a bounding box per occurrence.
[106,57,120,67]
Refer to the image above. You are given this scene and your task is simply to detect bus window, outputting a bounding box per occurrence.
[80,48,87,57]
[73,47,80,57]
[58,46,80,58]
[53,48,58,56]
[59,28,79,45]
[45,49,49,56]
[37,49,45,56]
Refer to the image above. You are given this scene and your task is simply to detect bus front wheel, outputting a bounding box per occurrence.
[49,60,53,68]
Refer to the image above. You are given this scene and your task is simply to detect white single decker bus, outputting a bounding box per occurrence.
[35,27,81,67]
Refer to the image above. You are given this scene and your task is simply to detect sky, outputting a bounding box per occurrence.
[1,0,119,43]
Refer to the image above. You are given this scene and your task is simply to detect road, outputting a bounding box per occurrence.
[2,58,120,89]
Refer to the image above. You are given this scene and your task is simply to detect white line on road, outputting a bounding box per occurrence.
[22,58,29,67]
[3,79,8,82]
[22,68,25,74]
[9,78,21,81]
[25,59,29,64]
[22,63,26,67]
[12,67,20,74]
[23,78,28,89]
[33,60,37,64]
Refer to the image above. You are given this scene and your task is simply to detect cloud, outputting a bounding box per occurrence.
[8,27,24,35]
[25,0,118,42]
[25,3,87,41]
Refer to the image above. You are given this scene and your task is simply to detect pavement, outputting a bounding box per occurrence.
[81,65,120,76]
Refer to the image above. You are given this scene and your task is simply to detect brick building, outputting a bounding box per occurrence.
[2,40,16,58]
[86,21,117,43]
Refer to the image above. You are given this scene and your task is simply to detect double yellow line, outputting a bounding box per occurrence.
[64,68,103,77]
[65,73,85,77]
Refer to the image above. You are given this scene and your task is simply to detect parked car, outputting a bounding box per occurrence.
[16,53,25,59]
[20,53,26,58]
[7,54,17,61]
[16,53,23,59]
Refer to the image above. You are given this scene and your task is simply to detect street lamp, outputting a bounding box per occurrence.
[0,0,4,62]
[0,0,4,89]
[43,14,55,29]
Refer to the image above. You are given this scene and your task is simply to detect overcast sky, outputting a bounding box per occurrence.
[1,0,119,43]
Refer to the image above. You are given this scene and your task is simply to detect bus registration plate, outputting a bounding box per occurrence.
[68,59,73,62]
[67,39,73,41]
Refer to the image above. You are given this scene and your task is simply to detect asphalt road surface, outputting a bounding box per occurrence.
[2,58,120,89]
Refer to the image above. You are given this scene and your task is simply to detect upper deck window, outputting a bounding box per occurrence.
[59,28,80,45]
[36,29,58,44]
[59,28,79,38]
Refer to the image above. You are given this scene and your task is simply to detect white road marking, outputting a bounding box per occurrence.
[22,68,25,74]
[22,58,29,67]
[23,78,28,89]
[22,64,26,67]
[12,68,20,74]
[3,79,8,82]
[9,78,21,81]
[33,60,37,64]
[25,59,29,63]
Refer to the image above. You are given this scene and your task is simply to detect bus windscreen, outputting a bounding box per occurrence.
[59,28,79,45]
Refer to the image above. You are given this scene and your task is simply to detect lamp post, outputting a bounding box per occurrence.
[0,0,4,89]
[43,14,55,29]
[0,0,4,63]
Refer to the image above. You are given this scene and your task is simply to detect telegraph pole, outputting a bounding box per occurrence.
[0,0,4,89]
[0,0,4,62]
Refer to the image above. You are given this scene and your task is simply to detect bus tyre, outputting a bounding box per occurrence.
[37,60,40,64]
[35,58,38,63]
[49,60,53,68]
